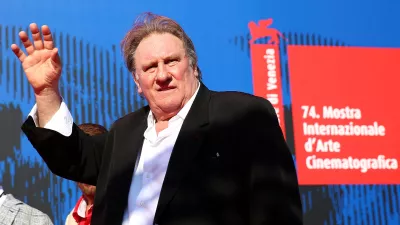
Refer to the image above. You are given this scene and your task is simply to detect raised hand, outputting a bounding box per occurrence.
[11,23,62,96]
[12,23,63,127]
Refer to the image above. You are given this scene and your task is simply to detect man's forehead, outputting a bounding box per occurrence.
[135,33,185,61]
[137,48,186,63]
[148,51,182,59]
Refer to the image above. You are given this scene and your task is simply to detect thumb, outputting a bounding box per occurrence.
[50,48,61,68]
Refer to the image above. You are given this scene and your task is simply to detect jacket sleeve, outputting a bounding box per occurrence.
[21,116,109,185]
[247,98,303,225]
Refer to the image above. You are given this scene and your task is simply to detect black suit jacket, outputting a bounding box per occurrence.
[21,84,303,225]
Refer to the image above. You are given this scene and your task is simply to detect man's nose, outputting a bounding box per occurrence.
[156,64,172,82]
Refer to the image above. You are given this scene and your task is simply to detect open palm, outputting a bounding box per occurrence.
[11,23,62,95]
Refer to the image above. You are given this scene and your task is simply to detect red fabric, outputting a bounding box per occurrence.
[72,196,93,225]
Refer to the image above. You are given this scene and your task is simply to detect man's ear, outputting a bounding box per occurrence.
[133,73,142,94]
[194,65,199,78]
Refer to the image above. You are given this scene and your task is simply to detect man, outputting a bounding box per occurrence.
[0,186,53,224]
[12,12,303,225]
[65,124,107,225]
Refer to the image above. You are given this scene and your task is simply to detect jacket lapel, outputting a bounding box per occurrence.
[154,84,211,222]
[104,107,149,222]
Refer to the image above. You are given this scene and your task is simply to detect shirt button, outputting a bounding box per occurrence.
[139,201,144,207]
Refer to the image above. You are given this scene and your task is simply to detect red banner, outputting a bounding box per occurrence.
[249,44,286,138]
[288,45,400,185]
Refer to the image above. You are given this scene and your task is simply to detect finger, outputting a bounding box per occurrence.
[19,31,35,55]
[10,44,27,62]
[50,48,61,68]
[30,23,44,50]
[41,25,54,50]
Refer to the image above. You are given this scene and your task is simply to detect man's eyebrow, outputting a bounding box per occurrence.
[164,53,182,59]
[142,53,182,65]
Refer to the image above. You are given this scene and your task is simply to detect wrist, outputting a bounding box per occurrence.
[34,86,61,99]
[35,88,62,105]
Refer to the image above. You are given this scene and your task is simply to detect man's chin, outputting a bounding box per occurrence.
[159,101,184,113]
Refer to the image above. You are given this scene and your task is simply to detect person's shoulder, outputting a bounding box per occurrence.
[210,90,275,115]
[3,195,53,224]
[21,206,53,223]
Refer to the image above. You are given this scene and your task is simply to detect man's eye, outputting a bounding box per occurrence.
[167,59,178,65]
[145,65,157,71]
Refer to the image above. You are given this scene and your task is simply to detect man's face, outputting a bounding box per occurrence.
[134,33,199,117]
[77,182,96,197]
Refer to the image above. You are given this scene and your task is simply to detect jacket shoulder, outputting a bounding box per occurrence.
[210,90,276,116]
[4,195,53,224]
[109,106,149,131]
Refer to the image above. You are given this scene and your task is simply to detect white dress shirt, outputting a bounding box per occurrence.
[28,83,200,225]
[0,186,7,207]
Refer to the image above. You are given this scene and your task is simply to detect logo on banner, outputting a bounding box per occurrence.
[248,19,286,138]
[248,19,285,45]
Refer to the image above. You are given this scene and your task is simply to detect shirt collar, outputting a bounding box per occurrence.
[73,196,87,218]
[147,82,201,126]
[72,196,93,222]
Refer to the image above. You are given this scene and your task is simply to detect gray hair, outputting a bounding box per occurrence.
[120,12,202,79]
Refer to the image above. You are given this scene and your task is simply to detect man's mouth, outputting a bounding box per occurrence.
[158,87,176,92]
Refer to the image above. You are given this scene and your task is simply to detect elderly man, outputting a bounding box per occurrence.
[12,12,302,225]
